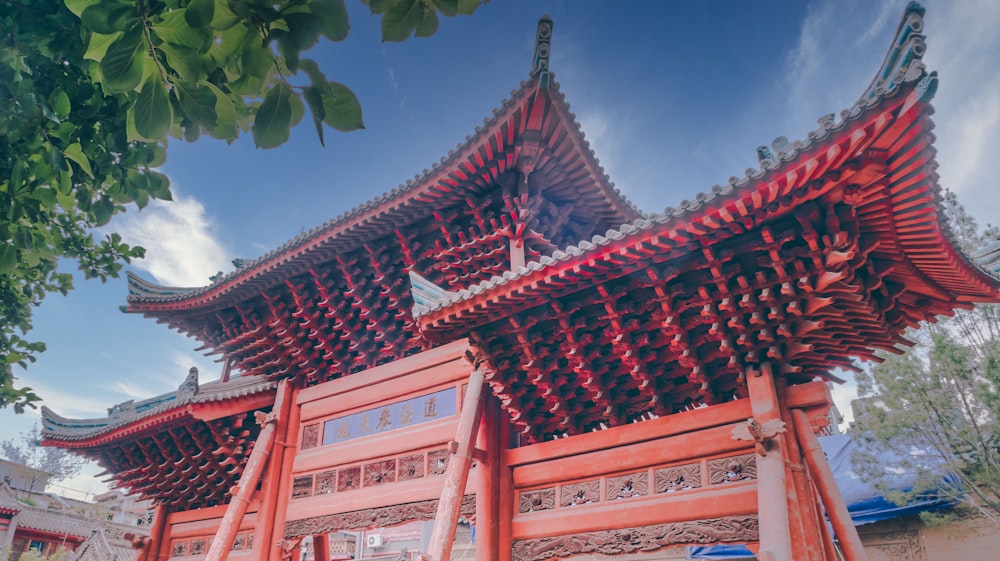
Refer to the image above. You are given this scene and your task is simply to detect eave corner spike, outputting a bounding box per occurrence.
[531,15,553,88]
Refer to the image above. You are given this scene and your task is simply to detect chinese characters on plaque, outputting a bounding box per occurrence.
[321,387,457,446]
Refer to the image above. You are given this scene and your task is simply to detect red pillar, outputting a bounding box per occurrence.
[475,395,501,561]
[207,379,291,561]
[265,383,302,561]
[745,362,793,561]
[792,409,869,561]
[254,379,297,560]
[422,368,486,561]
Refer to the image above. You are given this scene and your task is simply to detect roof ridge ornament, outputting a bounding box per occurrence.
[531,16,553,88]
[855,2,927,108]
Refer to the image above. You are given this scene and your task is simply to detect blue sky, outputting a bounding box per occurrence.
[5,0,1000,498]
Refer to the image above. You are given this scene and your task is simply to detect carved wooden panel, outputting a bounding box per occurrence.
[233,533,247,551]
[284,495,476,538]
[398,454,425,481]
[338,466,361,492]
[315,469,337,494]
[364,459,397,486]
[292,475,314,499]
[560,480,600,507]
[606,471,648,500]
[518,488,556,513]
[655,463,703,493]
[428,449,450,475]
[510,515,759,561]
[171,541,188,557]
[190,539,208,556]
[708,453,757,485]
[302,424,320,450]
[246,533,254,550]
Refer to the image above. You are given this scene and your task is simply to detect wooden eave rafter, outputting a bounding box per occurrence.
[124,79,639,323]
[412,81,1000,443]
[417,88,999,336]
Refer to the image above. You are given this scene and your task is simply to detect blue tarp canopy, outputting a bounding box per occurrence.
[689,434,957,559]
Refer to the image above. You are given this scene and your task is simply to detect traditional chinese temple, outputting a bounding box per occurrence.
[42,4,1000,561]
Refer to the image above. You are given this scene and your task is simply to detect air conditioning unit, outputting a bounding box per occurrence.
[365,534,384,548]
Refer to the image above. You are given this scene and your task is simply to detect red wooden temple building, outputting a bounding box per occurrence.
[42,5,1000,561]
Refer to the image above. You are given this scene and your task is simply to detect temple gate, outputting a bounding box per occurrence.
[43,5,1000,561]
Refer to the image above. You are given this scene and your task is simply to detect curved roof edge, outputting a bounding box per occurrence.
[41,373,276,443]
[414,4,999,320]
[125,15,641,309]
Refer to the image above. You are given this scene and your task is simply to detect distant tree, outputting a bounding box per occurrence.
[852,192,1000,524]
[0,424,85,498]
[1,0,482,412]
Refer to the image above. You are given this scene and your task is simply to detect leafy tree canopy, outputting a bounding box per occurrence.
[852,193,1000,523]
[1,0,481,412]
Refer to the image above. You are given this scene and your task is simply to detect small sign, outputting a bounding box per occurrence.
[322,387,457,446]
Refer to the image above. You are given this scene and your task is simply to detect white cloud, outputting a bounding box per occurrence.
[108,189,231,287]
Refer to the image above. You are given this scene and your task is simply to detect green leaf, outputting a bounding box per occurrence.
[63,143,94,178]
[0,245,17,275]
[49,90,71,118]
[303,86,326,146]
[415,8,438,37]
[201,81,237,140]
[84,31,121,62]
[382,0,423,42]
[457,0,479,15]
[185,0,215,28]
[431,0,458,17]
[210,0,241,30]
[289,90,305,128]
[146,170,172,200]
[175,81,218,130]
[65,0,94,18]
[160,44,205,83]
[298,58,329,91]
[99,26,144,92]
[321,81,364,132]
[152,10,209,51]
[311,0,350,41]
[92,197,114,227]
[80,1,136,34]
[132,77,174,141]
[252,82,293,149]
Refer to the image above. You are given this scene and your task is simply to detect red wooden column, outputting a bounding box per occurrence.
[422,368,486,561]
[475,394,502,561]
[745,362,794,561]
[255,378,297,560]
[792,409,869,561]
[140,504,168,561]
[265,383,302,561]
[208,379,292,561]
[497,398,514,561]
[312,533,330,561]
[779,384,827,561]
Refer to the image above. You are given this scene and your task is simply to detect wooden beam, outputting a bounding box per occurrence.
[746,362,793,561]
[206,379,291,561]
[792,409,869,561]
[421,368,486,561]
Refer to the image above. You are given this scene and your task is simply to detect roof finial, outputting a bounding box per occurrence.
[531,16,553,88]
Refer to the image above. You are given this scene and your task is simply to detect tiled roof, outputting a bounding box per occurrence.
[413,3,998,320]
[125,69,642,309]
[41,373,275,441]
[15,509,91,539]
